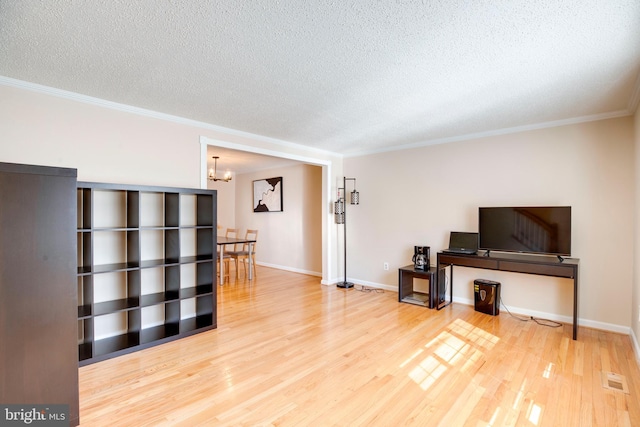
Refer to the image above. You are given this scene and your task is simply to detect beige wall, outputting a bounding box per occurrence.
[1,85,199,187]
[2,81,639,335]
[232,164,323,275]
[633,106,640,357]
[346,117,635,331]
[0,83,340,282]
[209,178,237,232]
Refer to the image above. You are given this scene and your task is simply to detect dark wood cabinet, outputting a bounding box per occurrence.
[398,265,445,309]
[76,182,217,365]
[0,162,79,426]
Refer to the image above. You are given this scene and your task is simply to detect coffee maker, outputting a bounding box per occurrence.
[412,246,430,270]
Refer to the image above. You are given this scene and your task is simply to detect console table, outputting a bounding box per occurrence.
[437,251,580,340]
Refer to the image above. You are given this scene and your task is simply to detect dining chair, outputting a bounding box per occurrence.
[229,229,258,279]
[217,228,238,280]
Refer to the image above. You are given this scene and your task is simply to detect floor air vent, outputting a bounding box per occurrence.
[601,372,629,394]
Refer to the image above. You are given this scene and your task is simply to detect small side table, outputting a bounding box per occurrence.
[398,265,443,309]
[398,264,437,308]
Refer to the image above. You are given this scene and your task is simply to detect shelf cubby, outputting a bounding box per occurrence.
[140,301,181,344]
[77,275,93,318]
[141,323,181,344]
[77,231,92,270]
[77,182,217,365]
[141,304,165,329]
[180,297,196,320]
[180,284,214,299]
[165,192,180,228]
[126,229,140,267]
[197,194,215,226]
[196,228,215,258]
[181,316,214,333]
[140,192,164,227]
[78,317,94,362]
[197,261,214,287]
[126,190,140,228]
[180,194,197,227]
[93,189,127,228]
[140,229,164,262]
[141,291,180,307]
[165,228,180,264]
[94,332,141,358]
[78,341,93,362]
[93,230,127,266]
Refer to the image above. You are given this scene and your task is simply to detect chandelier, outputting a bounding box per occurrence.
[208,156,232,182]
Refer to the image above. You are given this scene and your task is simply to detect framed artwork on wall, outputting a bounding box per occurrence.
[253,177,283,212]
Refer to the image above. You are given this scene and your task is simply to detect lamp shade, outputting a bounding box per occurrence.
[350,190,359,205]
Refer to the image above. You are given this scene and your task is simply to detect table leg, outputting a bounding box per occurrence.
[248,242,253,280]
[448,265,453,307]
[437,264,452,310]
[573,272,578,340]
[219,246,225,285]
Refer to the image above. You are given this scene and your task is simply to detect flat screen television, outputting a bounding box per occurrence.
[478,206,571,257]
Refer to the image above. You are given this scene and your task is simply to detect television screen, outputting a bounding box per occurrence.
[479,206,571,256]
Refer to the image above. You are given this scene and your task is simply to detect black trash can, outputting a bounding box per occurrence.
[474,279,500,315]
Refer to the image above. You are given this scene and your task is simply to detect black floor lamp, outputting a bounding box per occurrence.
[334,176,359,289]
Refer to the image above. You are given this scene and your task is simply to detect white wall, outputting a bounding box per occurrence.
[346,117,635,331]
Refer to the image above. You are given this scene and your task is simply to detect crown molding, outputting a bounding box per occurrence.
[344,109,632,158]
[3,74,635,160]
[0,75,340,158]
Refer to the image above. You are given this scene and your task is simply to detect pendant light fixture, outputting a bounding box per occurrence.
[208,156,232,182]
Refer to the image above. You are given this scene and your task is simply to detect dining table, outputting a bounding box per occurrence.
[217,236,257,284]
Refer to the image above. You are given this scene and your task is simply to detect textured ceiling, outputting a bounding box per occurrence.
[1,1,639,156]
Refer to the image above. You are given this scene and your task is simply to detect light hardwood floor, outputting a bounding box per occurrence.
[79,267,640,426]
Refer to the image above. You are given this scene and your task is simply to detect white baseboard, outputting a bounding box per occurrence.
[452,296,631,335]
[280,271,639,347]
[631,328,640,364]
[328,275,633,336]
[255,261,322,278]
[326,277,397,291]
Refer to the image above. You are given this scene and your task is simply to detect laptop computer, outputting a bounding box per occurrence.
[442,231,478,255]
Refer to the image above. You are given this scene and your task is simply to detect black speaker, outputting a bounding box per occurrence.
[474,279,500,315]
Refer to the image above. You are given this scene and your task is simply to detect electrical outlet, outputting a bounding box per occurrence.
[383,262,389,271]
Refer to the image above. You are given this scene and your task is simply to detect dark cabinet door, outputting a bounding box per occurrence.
[0,162,79,426]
